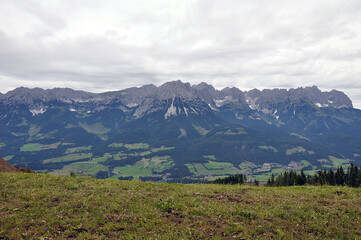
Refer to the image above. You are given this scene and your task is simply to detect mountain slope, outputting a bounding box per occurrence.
[0,81,360,181]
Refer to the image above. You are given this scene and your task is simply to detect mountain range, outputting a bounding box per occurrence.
[1,80,360,182]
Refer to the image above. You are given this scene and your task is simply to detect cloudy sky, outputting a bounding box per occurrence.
[1,0,361,108]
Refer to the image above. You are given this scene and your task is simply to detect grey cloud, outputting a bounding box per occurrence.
[0,0,361,109]
[8,0,66,30]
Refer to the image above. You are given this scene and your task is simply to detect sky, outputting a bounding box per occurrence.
[1,0,361,109]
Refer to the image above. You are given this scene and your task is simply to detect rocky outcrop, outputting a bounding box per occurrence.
[0,157,35,173]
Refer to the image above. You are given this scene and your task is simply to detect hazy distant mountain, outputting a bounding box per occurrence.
[1,81,360,182]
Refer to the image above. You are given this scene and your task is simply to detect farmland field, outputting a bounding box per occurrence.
[20,142,61,152]
[42,153,93,164]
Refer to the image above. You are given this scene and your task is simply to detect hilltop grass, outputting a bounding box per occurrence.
[1,173,361,239]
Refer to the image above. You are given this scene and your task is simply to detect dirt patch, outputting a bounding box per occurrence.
[0,157,35,173]
[201,193,250,203]
[0,157,21,173]
[51,197,61,203]
[74,228,88,233]
[317,200,331,206]
[236,188,252,194]
[163,208,184,226]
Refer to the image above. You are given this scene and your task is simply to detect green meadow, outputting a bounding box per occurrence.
[1,173,361,239]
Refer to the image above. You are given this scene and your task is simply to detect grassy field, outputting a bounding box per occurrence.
[50,162,107,176]
[108,142,124,148]
[1,173,361,239]
[65,146,92,154]
[192,163,238,175]
[112,165,153,179]
[258,145,278,153]
[203,155,217,160]
[329,156,349,166]
[204,160,234,169]
[3,155,14,161]
[42,153,93,164]
[151,146,175,152]
[124,143,149,150]
[78,122,110,139]
[286,146,306,155]
[301,160,311,167]
[185,163,197,174]
[91,156,109,163]
[20,142,61,152]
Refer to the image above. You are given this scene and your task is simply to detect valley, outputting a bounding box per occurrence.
[2,137,353,182]
[1,81,361,182]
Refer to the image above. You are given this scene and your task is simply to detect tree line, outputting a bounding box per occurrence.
[267,164,361,187]
[211,174,246,184]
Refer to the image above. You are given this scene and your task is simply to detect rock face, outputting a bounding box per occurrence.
[0,157,35,173]
[0,157,17,172]
[244,86,353,110]
[1,81,353,108]
[0,81,353,119]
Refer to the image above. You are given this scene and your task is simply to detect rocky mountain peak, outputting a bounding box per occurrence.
[158,80,195,100]
[6,86,44,98]
[244,86,353,109]
[47,88,96,100]
[1,81,354,116]
[220,87,244,97]
[114,84,158,108]
[325,89,353,108]
[119,84,157,98]
[4,86,96,104]
[245,89,261,98]
[193,82,216,92]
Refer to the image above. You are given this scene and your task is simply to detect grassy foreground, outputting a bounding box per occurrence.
[1,173,361,239]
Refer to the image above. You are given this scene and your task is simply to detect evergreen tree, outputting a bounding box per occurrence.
[267,178,271,186]
[270,174,275,186]
[266,164,361,188]
[290,171,297,186]
[297,169,306,185]
[328,169,336,185]
[335,166,345,186]
[211,174,246,185]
